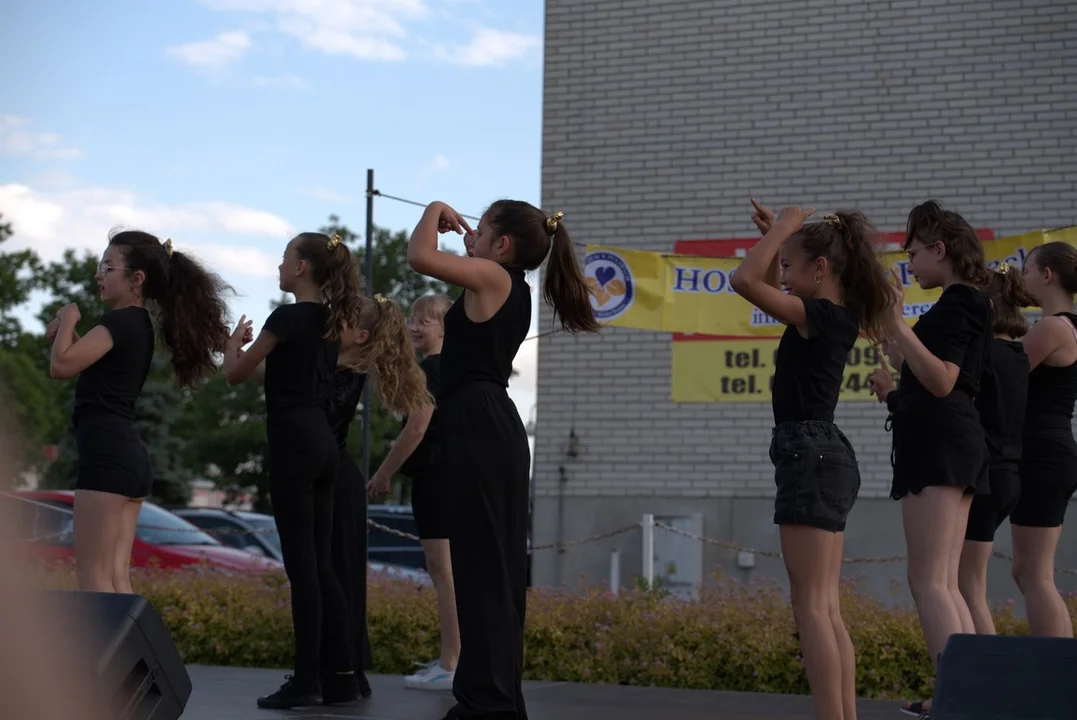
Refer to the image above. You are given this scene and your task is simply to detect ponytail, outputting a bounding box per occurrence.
[293,232,364,341]
[985,263,1035,338]
[796,211,892,343]
[543,222,601,333]
[107,229,232,388]
[158,250,232,386]
[483,199,601,334]
[346,295,432,415]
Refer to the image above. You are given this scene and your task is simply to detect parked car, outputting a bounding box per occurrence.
[10,490,282,573]
[174,506,431,585]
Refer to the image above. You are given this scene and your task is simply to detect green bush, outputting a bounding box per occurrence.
[36,563,1076,701]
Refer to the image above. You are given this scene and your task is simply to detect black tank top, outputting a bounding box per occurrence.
[439,268,531,398]
[325,368,367,448]
[975,338,1029,467]
[1025,311,1077,432]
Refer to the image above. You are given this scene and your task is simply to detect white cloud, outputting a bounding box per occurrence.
[0,116,81,160]
[436,27,540,67]
[200,0,426,61]
[419,153,450,178]
[300,186,355,204]
[167,30,252,69]
[0,183,290,279]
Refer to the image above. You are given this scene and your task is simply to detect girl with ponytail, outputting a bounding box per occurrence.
[46,229,231,597]
[223,232,364,709]
[731,200,893,720]
[407,199,598,719]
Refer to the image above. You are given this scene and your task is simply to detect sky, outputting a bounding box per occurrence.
[0,0,544,426]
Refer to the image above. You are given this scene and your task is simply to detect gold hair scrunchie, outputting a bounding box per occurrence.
[163,239,174,258]
[823,213,842,228]
[327,233,343,251]
[374,293,387,304]
[546,211,564,235]
[997,262,1010,275]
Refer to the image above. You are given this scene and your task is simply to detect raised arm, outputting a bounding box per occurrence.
[730,206,815,331]
[407,201,512,296]
[223,315,274,385]
[49,304,113,379]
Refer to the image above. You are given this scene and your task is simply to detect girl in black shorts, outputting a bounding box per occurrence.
[1011,241,1077,638]
[223,232,364,709]
[368,294,459,691]
[882,202,992,703]
[733,203,892,720]
[408,200,599,720]
[327,293,433,700]
[959,265,1032,634]
[47,229,230,594]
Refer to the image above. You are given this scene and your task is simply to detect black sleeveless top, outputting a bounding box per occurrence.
[401,354,442,478]
[439,268,531,399]
[262,302,340,415]
[1024,312,1077,432]
[976,338,1030,469]
[326,368,367,448]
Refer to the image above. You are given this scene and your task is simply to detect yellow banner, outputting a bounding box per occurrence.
[583,226,1077,338]
[671,337,887,403]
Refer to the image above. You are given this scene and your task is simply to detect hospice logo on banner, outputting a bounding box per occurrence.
[583,226,1077,340]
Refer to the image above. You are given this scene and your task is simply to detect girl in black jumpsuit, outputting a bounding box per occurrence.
[407,201,599,720]
[1011,241,1077,638]
[224,232,363,709]
[326,293,435,698]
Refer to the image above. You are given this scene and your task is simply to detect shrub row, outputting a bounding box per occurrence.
[37,564,1077,701]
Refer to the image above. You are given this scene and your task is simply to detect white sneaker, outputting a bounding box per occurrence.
[403,660,455,691]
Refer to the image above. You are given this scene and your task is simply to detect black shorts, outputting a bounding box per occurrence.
[889,395,989,500]
[74,412,152,499]
[769,420,861,533]
[1011,431,1077,528]
[411,468,451,540]
[965,465,1020,542]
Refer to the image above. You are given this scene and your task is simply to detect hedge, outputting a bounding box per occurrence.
[37,563,1077,701]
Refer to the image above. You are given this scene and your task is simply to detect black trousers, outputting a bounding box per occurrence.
[443,385,531,719]
[330,447,373,672]
[268,409,354,681]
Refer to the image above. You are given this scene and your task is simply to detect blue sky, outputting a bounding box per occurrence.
[0,0,544,424]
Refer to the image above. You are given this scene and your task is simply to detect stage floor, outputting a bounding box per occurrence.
[184,665,905,719]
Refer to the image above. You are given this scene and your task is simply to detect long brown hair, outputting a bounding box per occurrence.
[485,200,600,333]
[984,264,1035,338]
[793,211,893,343]
[346,295,431,415]
[904,201,990,287]
[292,232,363,340]
[108,229,232,387]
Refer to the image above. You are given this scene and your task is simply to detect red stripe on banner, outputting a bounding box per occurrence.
[673,229,995,258]
[672,333,780,342]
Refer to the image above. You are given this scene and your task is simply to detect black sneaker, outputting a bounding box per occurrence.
[357,670,372,699]
[900,699,931,718]
[256,674,320,709]
[322,673,360,705]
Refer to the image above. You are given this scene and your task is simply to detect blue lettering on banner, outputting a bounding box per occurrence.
[671,266,739,295]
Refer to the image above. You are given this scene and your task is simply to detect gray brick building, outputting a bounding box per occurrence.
[532,0,1077,605]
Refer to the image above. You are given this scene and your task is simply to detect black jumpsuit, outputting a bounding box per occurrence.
[440,269,532,720]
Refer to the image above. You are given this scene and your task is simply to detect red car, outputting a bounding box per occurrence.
[11,490,283,573]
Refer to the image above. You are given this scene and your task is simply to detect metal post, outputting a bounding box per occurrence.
[361,168,374,481]
[641,513,655,588]
[610,549,620,597]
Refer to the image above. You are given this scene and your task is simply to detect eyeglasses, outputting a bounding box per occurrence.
[96,262,127,275]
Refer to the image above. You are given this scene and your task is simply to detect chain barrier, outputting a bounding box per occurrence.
[4,492,1076,576]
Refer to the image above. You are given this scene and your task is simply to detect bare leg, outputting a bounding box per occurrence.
[828,532,857,720]
[782,525,845,720]
[1011,525,1073,638]
[73,490,126,593]
[111,499,143,594]
[958,540,996,634]
[422,538,461,670]
[948,494,976,634]
[902,486,968,669]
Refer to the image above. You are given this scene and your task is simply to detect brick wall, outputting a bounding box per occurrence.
[536,0,1077,504]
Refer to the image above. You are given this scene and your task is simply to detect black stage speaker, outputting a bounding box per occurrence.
[45,590,191,720]
[933,633,1077,719]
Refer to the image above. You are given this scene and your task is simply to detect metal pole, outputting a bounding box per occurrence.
[361,168,374,481]
[610,549,620,597]
[642,513,655,588]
